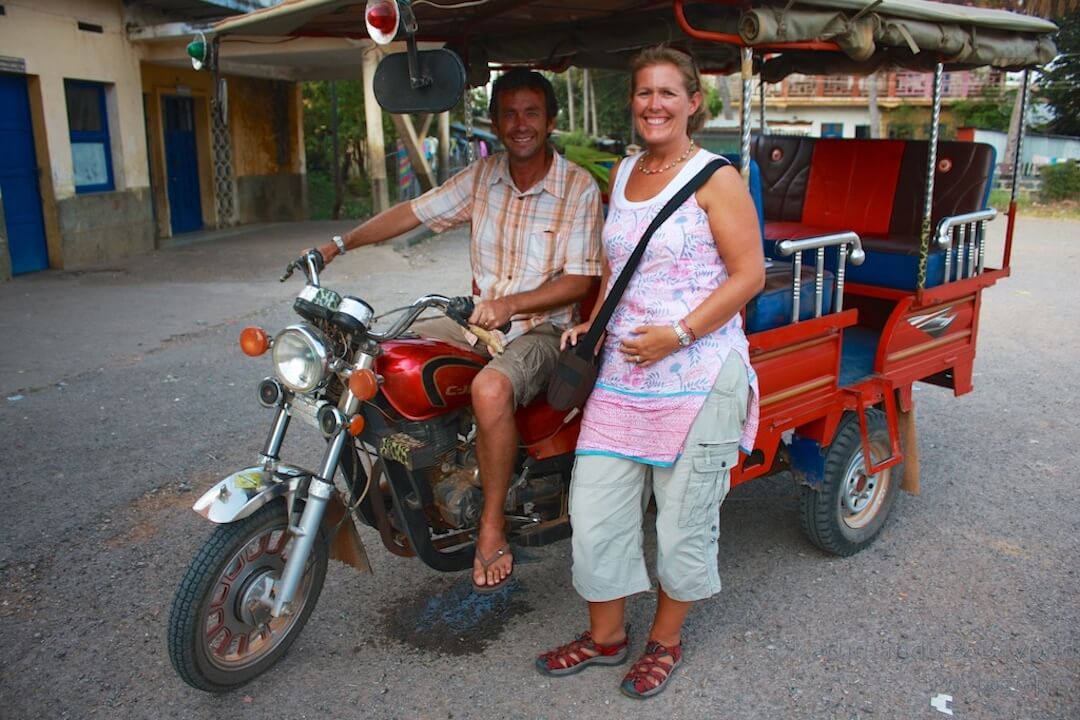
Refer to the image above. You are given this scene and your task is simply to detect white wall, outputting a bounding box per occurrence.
[706,106,874,138]
[973,129,1080,166]
[0,0,150,197]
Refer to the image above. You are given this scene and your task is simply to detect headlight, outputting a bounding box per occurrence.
[271,325,329,393]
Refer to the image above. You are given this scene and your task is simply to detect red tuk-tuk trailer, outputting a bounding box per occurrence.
[161,0,1062,693]
[210,0,1057,558]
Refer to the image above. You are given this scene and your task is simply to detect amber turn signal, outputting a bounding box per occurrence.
[348,368,379,401]
[240,326,270,357]
[348,415,366,436]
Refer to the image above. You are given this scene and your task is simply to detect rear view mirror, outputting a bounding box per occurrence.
[374,48,466,114]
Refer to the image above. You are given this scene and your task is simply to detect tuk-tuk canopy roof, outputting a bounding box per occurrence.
[211,0,1058,81]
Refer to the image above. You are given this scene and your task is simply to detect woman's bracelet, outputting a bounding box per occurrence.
[678,318,697,343]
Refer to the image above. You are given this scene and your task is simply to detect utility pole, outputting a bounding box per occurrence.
[330,80,342,219]
[567,68,576,133]
[590,71,599,136]
[868,70,881,138]
[582,68,591,135]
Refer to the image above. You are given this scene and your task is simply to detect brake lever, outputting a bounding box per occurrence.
[279,250,326,284]
[279,262,297,283]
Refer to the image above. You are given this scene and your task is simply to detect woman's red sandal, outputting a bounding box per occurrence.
[535,631,629,677]
[620,640,683,699]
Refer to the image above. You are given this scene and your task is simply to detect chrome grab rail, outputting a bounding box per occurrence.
[935,208,997,283]
[776,232,865,324]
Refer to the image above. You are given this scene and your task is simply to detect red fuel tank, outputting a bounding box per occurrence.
[376,339,485,421]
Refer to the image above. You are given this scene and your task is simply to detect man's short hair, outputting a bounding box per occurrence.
[488,69,559,121]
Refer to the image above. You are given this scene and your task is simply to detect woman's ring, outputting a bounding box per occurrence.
[634,354,641,364]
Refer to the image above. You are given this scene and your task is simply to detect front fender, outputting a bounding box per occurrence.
[192,465,304,523]
[192,465,373,574]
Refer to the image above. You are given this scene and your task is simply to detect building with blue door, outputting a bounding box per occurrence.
[0,0,308,280]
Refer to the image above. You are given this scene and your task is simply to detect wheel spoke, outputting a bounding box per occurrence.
[210,626,233,658]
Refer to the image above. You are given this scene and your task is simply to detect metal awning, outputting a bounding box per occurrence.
[208,0,1058,77]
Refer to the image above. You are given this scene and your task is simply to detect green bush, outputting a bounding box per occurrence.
[551,130,593,152]
[306,170,373,221]
[1039,162,1080,203]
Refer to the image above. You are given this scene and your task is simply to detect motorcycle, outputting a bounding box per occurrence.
[167,250,582,692]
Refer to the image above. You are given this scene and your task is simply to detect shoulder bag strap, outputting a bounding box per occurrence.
[577,156,729,356]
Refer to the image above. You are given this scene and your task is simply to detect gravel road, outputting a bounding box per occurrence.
[0,218,1076,720]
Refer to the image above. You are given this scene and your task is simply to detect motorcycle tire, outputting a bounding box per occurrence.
[799,408,902,557]
[167,502,328,692]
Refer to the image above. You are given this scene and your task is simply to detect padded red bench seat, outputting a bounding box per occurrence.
[752,136,996,290]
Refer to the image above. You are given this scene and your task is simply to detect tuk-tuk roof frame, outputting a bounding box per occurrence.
[209,0,1058,78]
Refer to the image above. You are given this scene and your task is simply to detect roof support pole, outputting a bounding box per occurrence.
[916,61,944,295]
[740,47,753,183]
[362,45,390,214]
[1004,68,1030,269]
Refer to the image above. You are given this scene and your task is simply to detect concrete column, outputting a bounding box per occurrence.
[362,46,390,213]
[438,111,450,184]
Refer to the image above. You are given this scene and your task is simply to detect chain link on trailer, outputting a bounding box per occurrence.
[464,85,476,165]
[916,62,944,292]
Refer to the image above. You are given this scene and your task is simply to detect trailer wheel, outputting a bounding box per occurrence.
[800,409,901,556]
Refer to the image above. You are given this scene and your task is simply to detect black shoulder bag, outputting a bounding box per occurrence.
[547,157,729,413]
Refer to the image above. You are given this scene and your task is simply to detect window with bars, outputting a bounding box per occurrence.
[65,79,114,193]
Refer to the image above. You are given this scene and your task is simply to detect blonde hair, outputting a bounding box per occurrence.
[630,46,708,136]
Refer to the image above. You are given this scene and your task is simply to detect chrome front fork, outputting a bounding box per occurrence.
[269,355,373,617]
[270,429,351,617]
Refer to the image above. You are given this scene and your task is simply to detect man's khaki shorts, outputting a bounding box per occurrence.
[411,316,562,408]
[569,353,749,603]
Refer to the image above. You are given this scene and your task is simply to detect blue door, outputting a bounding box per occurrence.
[0,74,48,274]
[162,96,203,234]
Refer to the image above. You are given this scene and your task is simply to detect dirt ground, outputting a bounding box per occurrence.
[0,218,1077,719]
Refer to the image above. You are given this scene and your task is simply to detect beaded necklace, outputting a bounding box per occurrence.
[637,140,696,175]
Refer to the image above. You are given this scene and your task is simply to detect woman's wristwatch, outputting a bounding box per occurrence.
[672,319,695,347]
[332,235,347,255]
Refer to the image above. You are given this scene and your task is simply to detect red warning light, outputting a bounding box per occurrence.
[365,0,399,44]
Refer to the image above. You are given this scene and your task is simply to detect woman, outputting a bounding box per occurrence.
[536,46,764,698]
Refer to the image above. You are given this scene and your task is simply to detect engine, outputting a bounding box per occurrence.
[367,406,565,531]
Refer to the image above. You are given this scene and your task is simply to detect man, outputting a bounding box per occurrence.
[313,70,603,591]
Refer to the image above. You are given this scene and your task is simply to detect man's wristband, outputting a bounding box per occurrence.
[332,235,347,255]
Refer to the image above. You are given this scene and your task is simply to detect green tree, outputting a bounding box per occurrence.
[1039,14,1080,136]
[303,80,399,219]
[951,88,1014,132]
[548,69,633,141]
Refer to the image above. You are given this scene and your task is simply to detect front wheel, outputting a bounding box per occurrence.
[799,409,901,556]
[168,502,328,692]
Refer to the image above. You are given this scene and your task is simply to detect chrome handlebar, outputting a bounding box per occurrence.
[366,294,455,341]
[281,251,504,351]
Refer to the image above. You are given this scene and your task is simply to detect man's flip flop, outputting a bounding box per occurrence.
[472,542,513,594]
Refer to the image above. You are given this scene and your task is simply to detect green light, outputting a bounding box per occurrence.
[186,36,209,70]
[186,39,206,62]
